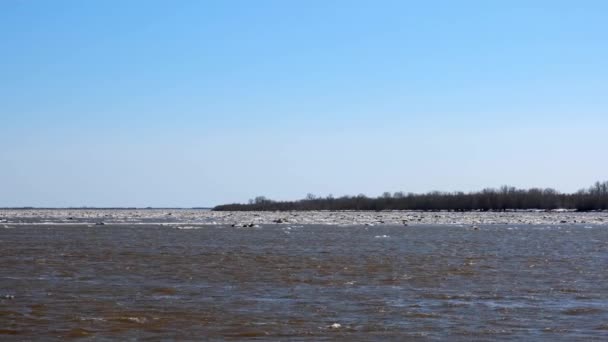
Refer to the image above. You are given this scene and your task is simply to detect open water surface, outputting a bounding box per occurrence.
[1,224,608,340]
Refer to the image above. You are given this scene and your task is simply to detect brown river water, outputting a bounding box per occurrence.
[1,224,608,341]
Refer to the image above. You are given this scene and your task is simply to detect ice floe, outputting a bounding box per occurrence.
[1,209,607,226]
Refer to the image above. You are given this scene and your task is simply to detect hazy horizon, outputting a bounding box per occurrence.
[2,181,607,209]
[2,1,607,207]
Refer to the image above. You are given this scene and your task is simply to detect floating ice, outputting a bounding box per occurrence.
[176,226,198,230]
[1,209,607,226]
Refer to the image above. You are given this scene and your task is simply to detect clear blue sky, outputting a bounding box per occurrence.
[1,0,607,207]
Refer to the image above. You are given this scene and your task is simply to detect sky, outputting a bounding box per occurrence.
[1,0,607,207]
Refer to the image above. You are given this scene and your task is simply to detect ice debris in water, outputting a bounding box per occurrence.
[329,323,342,329]
[374,235,390,238]
[176,226,198,230]
[2,209,608,226]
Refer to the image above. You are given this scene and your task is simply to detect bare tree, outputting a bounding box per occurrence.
[213,181,608,212]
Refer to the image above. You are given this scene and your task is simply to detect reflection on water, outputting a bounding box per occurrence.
[1,225,608,340]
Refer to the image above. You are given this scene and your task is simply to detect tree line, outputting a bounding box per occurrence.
[213,181,608,211]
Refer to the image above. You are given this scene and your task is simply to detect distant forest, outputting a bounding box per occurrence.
[214,181,608,212]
